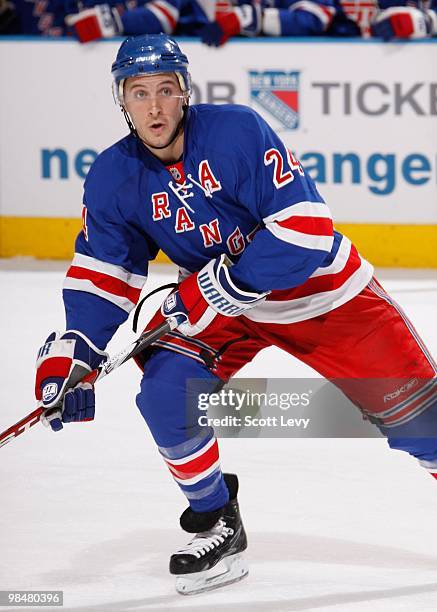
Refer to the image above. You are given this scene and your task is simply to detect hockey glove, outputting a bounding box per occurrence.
[65,4,123,43]
[199,3,261,46]
[371,6,434,39]
[35,330,108,431]
[161,254,268,337]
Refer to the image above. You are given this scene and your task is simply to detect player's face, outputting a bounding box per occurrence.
[124,73,186,157]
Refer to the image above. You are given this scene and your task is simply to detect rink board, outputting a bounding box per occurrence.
[0,38,436,266]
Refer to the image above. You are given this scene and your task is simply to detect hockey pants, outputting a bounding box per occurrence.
[136,278,437,511]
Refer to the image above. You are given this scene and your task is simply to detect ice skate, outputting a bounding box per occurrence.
[170,473,248,595]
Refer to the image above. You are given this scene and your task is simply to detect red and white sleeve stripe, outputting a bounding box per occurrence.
[263,201,334,252]
[63,253,147,313]
[244,236,374,323]
[147,0,179,33]
[162,436,221,486]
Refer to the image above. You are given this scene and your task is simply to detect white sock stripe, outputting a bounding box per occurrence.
[169,460,222,485]
[181,472,222,500]
[158,429,212,460]
[164,436,216,466]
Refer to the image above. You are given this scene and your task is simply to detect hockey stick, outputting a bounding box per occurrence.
[0,316,181,450]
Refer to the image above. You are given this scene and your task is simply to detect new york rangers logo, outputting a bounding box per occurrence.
[249,71,300,130]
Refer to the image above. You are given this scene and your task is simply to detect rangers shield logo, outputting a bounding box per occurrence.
[250,71,300,130]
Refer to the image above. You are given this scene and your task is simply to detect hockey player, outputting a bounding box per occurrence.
[35,34,437,595]
[6,0,69,35]
[262,0,361,37]
[4,0,178,37]
[66,0,261,45]
[177,0,262,46]
[370,0,437,39]
[65,0,181,43]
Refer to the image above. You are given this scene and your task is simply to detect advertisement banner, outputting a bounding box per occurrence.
[0,38,436,262]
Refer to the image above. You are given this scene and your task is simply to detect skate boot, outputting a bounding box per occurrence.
[170,473,248,595]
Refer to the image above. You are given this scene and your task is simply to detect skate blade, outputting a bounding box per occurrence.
[175,552,249,596]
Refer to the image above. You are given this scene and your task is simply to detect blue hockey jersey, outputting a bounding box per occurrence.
[63,104,372,349]
[9,0,181,36]
[262,0,361,36]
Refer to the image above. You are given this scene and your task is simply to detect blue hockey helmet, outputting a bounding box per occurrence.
[111,34,191,105]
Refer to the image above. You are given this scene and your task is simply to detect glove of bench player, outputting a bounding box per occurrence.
[200,3,261,46]
[65,4,123,43]
[161,254,268,337]
[35,330,108,431]
[371,5,435,39]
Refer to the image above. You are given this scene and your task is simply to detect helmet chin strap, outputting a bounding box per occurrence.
[122,107,138,137]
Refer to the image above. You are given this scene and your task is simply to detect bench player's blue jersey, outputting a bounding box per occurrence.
[63,104,372,348]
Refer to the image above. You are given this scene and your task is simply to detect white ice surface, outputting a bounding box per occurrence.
[1,262,437,612]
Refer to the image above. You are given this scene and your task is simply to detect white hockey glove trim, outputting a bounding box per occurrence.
[371,6,432,39]
[35,330,108,409]
[66,4,123,43]
[162,254,269,337]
